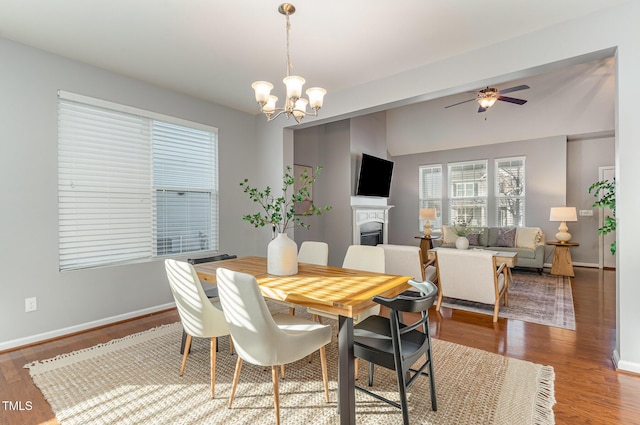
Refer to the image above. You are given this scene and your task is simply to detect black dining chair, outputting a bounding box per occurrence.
[353,280,438,425]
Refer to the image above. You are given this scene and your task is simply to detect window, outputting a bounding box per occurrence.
[418,165,442,230]
[58,91,218,271]
[448,160,487,227]
[496,157,525,227]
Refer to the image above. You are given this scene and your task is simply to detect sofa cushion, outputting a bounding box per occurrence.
[496,227,517,247]
[441,225,458,244]
[487,227,500,247]
[487,246,536,259]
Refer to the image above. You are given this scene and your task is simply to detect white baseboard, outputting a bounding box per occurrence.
[613,349,640,374]
[0,302,175,352]
[542,261,600,269]
[573,261,599,268]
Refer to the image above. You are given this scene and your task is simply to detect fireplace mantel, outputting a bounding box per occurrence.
[352,204,394,245]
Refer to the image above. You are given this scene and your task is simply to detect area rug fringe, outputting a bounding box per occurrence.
[535,366,557,425]
[24,322,181,376]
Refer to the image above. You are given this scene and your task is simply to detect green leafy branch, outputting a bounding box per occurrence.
[239,166,332,233]
[588,178,616,255]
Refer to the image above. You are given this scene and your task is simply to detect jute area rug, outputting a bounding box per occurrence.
[440,270,576,330]
[25,304,555,425]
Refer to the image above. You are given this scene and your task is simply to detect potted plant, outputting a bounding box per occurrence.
[588,178,616,255]
[240,165,332,275]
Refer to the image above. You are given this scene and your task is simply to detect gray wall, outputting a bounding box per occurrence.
[294,120,352,266]
[0,38,258,348]
[388,136,568,264]
[567,135,615,265]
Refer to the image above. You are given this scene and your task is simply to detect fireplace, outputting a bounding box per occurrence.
[360,222,383,246]
[352,203,393,245]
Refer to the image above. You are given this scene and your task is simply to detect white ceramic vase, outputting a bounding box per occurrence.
[455,236,470,250]
[267,232,298,276]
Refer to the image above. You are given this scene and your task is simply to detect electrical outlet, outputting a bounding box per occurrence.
[25,297,37,312]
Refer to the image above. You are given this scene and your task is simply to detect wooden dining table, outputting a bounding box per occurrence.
[194,255,412,425]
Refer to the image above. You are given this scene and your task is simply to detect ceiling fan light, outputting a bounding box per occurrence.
[251,81,274,104]
[477,96,498,109]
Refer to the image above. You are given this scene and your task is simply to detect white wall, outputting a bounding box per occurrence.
[0,38,258,349]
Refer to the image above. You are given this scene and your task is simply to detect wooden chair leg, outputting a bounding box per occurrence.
[280,364,285,379]
[289,307,295,315]
[180,334,192,376]
[210,338,216,398]
[229,335,234,355]
[493,301,500,322]
[319,346,329,402]
[228,357,243,407]
[271,365,281,425]
[355,358,359,380]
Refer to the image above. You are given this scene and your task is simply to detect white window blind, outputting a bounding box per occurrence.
[153,121,218,256]
[496,157,525,227]
[58,92,218,271]
[448,160,488,227]
[418,165,442,230]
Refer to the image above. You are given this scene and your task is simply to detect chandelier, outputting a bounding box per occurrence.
[476,87,499,109]
[251,3,326,124]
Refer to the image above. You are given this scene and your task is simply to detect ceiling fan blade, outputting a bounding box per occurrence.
[444,98,476,108]
[498,96,527,105]
[498,84,530,95]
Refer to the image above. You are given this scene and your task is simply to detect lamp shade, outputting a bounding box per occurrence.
[420,208,436,220]
[283,75,305,100]
[549,207,577,222]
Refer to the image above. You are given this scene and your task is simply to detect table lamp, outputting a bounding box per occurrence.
[549,206,577,242]
[420,208,436,236]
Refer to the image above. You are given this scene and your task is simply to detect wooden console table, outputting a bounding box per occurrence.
[547,241,579,277]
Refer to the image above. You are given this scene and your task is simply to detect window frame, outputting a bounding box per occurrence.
[495,156,526,227]
[58,91,219,271]
[418,164,443,231]
[447,159,488,227]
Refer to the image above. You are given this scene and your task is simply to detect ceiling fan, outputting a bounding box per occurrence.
[445,84,530,113]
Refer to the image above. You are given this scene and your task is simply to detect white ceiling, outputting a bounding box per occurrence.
[0,0,627,115]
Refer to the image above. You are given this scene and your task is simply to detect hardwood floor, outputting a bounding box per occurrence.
[1,267,639,424]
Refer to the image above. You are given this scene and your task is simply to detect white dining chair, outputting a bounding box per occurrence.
[164,259,232,398]
[297,241,329,266]
[378,244,438,286]
[215,267,332,425]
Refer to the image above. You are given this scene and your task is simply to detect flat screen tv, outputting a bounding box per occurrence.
[356,153,394,198]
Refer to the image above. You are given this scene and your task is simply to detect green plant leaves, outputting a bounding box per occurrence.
[239,165,332,233]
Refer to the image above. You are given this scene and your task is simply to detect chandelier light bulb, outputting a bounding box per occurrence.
[283,75,305,101]
[251,81,274,105]
[306,87,326,109]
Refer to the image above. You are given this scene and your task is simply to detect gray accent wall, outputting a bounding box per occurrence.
[388,136,568,263]
[0,38,258,348]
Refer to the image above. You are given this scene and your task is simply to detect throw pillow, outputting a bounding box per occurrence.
[496,227,517,247]
[442,225,458,244]
[466,233,480,246]
[515,227,541,249]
